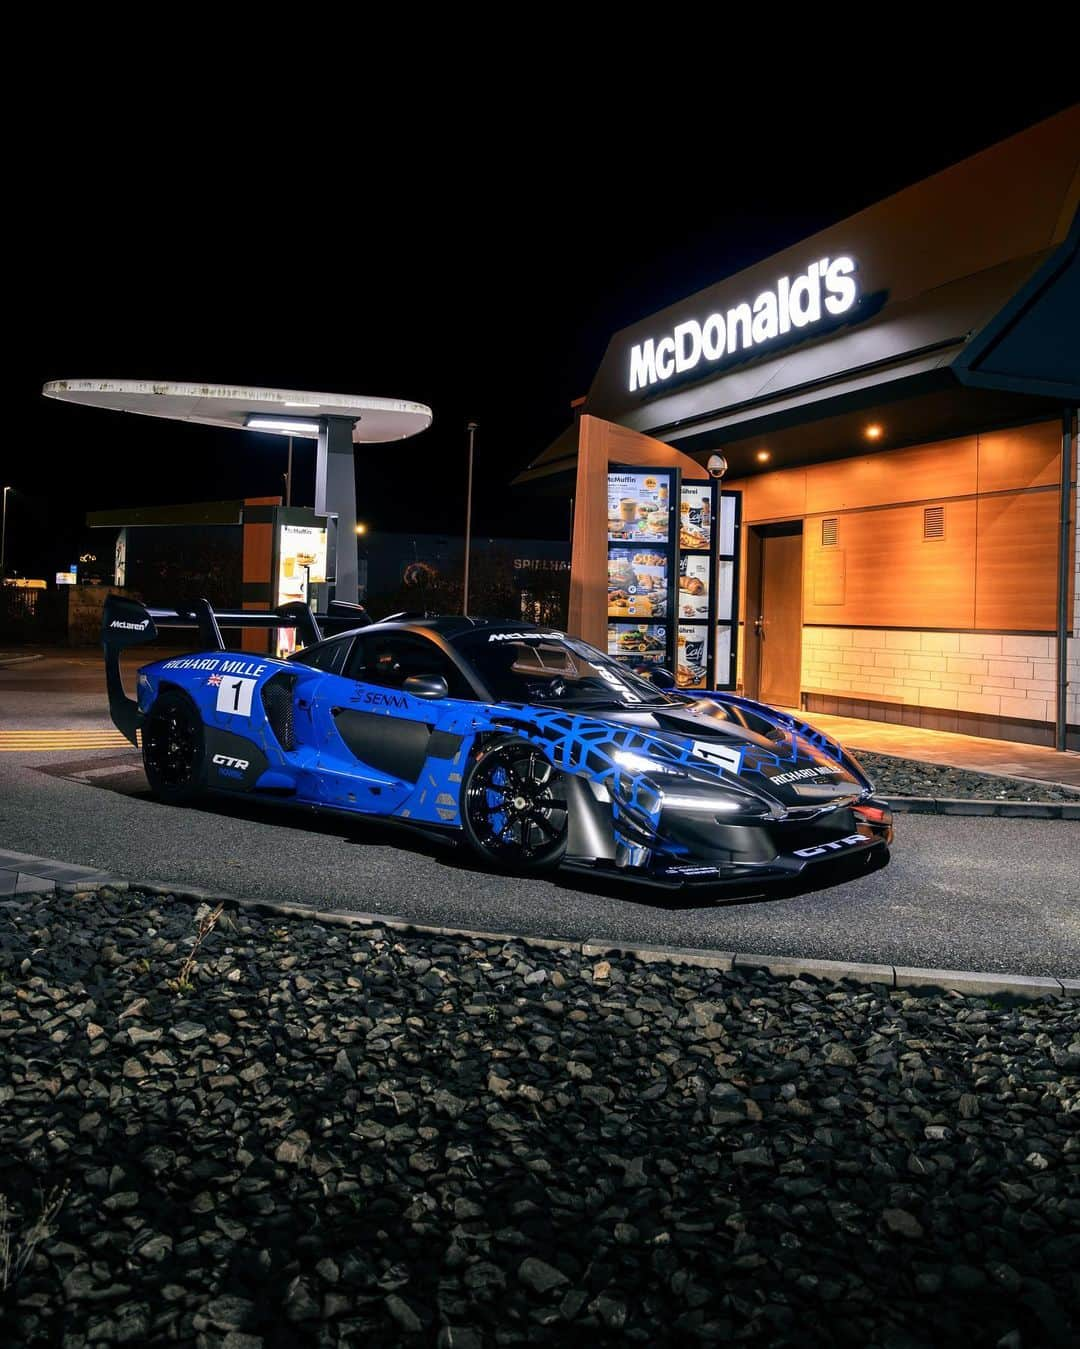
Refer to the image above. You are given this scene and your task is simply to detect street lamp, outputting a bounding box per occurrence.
[463,422,477,616]
[1,486,11,579]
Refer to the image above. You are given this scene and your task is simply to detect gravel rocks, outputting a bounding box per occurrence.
[855,750,1080,803]
[1,888,1077,1346]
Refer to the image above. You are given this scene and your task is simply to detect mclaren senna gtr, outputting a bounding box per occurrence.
[102,596,892,891]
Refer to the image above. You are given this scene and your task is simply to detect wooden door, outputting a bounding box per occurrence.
[758,532,803,706]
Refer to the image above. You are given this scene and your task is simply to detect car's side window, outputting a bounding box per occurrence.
[345,633,473,699]
[291,636,353,675]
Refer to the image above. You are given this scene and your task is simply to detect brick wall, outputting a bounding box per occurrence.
[802,628,1069,724]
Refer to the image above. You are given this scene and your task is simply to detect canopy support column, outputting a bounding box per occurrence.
[315,416,358,605]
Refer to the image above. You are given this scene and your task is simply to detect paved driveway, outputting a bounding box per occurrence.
[1,653,1077,978]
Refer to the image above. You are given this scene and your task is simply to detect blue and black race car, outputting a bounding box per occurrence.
[102,596,892,891]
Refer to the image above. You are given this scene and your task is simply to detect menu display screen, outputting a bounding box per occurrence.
[608,623,668,662]
[678,483,712,551]
[676,554,710,620]
[607,471,671,544]
[605,469,738,688]
[676,623,709,689]
[608,547,668,619]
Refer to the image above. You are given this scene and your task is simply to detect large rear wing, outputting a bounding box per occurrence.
[102,594,372,745]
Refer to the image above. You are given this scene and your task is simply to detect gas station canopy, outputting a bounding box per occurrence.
[43,378,434,606]
[41,379,432,442]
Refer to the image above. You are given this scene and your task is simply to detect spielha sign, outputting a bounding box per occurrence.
[628,256,859,392]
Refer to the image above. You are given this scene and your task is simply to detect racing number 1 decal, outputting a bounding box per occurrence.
[216,677,257,717]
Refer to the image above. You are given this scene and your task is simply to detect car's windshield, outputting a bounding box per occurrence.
[453,630,676,708]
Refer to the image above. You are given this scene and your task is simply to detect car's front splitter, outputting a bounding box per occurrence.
[564,835,891,893]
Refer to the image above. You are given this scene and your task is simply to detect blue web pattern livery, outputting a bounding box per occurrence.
[126,630,877,878]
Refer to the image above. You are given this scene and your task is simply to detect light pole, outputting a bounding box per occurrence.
[463,422,477,615]
[1,486,11,579]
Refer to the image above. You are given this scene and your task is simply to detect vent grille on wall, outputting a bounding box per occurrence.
[923,505,945,541]
[821,517,839,547]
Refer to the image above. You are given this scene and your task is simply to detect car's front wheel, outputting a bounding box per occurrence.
[461,737,568,873]
[142,689,205,803]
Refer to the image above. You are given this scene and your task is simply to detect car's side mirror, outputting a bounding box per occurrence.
[403,674,449,699]
[635,665,676,690]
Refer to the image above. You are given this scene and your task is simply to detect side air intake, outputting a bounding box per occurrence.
[261,673,297,750]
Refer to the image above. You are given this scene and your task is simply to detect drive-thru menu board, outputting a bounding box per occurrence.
[607,469,677,670]
[606,467,739,689]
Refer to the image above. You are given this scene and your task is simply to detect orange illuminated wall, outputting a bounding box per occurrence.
[728,420,1071,634]
[241,496,281,653]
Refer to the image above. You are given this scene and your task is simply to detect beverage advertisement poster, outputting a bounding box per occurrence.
[676,554,710,620]
[275,522,327,657]
[607,471,670,544]
[676,624,709,689]
[277,523,327,606]
[678,484,712,551]
[608,547,668,619]
[608,623,668,663]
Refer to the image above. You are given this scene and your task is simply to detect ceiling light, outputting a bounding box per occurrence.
[244,415,321,437]
[864,423,883,440]
[284,401,320,408]
[755,449,771,463]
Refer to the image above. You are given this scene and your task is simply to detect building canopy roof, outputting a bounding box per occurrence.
[519,107,1078,485]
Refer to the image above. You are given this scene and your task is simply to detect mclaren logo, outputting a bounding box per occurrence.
[487,631,562,642]
[212,754,249,771]
[109,618,150,631]
[792,833,864,859]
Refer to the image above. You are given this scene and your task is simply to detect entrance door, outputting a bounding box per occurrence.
[751,524,803,707]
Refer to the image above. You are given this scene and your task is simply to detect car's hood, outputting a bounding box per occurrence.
[592,696,865,808]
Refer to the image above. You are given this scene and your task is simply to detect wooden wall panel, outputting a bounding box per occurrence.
[737,469,806,522]
[803,500,977,629]
[975,490,1060,631]
[804,438,977,514]
[977,421,1061,494]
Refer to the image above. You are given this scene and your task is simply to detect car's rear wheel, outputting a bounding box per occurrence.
[142,689,205,803]
[461,737,568,873]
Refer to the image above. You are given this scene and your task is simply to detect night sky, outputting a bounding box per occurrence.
[13,47,1075,581]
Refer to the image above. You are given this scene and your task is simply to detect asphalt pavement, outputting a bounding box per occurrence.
[1,651,1078,978]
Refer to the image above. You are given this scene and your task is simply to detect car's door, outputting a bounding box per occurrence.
[310,630,473,813]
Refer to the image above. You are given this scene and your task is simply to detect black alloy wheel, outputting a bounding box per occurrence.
[461,737,569,873]
[142,689,205,803]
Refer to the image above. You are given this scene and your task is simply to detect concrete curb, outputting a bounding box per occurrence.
[1,849,1073,1002]
[883,795,1080,819]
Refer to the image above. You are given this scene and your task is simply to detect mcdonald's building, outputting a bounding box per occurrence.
[518,107,1079,750]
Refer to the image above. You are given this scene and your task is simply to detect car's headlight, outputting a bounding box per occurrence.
[658,781,774,818]
[613,749,686,777]
[660,792,742,812]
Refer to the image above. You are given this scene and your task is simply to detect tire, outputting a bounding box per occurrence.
[461,737,569,874]
[142,688,205,804]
